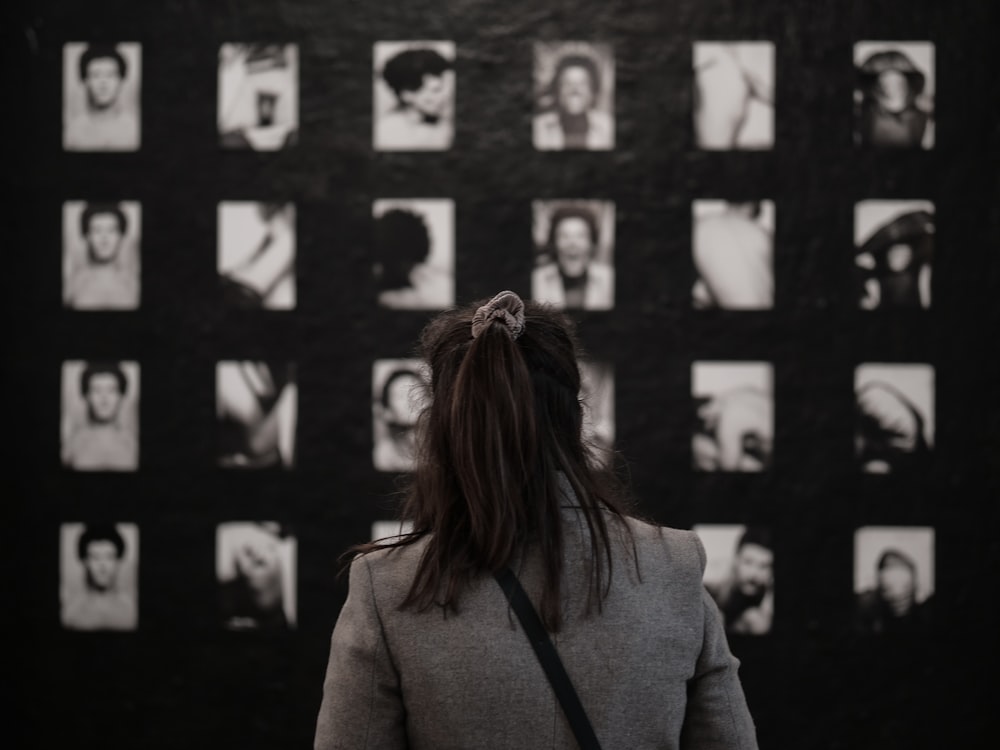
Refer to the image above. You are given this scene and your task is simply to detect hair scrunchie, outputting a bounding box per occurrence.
[470,290,526,340]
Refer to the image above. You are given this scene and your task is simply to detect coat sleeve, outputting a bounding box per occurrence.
[680,537,760,750]
[314,555,407,750]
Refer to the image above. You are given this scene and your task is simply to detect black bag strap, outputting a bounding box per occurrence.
[494,566,603,750]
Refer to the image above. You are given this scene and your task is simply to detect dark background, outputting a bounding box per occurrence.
[8,1,999,748]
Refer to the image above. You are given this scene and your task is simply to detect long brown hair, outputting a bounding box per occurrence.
[351,293,637,632]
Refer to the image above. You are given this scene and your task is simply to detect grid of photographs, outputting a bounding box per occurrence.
[56,36,938,638]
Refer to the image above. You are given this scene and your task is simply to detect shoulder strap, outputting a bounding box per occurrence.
[494,566,603,750]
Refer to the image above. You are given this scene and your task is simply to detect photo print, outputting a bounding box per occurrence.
[373,198,455,309]
[372,358,430,473]
[218,201,296,309]
[63,42,141,151]
[855,363,934,474]
[692,200,775,309]
[217,521,297,631]
[532,200,615,311]
[694,524,774,635]
[533,41,615,151]
[371,520,415,542]
[693,41,774,150]
[854,526,934,635]
[61,360,139,471]
[854,200,934,310]
[854,41,935,149]
[373,41,455,151]
[63,201,141,310]
[216,361,297,469]
[60,522,138,631]
[692,361,774,472]
[580,360,615,464]
[218,44,299,150]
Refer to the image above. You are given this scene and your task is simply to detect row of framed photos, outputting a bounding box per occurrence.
[62,39,936,153]
[59,519,934,638]
[60,359,933,475]
[61,198,935,312]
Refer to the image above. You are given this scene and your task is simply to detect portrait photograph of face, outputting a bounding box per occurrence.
[61,360,139,471]
[63,42,141,152]
[854,201,934,310]
[854,41,935,149]
[692,200,775,309]
[694,524,774,636]
[854,526,934,635]
[533,41,615,151]
[580,360,615,464]
[693,41,774,150]
[373,198,455,310]
[692,361,774,472]
[372,358,430,473]
[218,44,299,150]
[216,361,297,469]
[217,521,297,631]
[60,522,138,631]
[373,41,455,151]
[63,201,141,310]
[218,202,296,309]
[532,200,615,311]
[855,363,934,474]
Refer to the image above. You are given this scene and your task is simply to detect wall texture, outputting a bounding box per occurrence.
[10,1,999,748]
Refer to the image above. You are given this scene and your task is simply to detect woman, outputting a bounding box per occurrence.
[531,205,615,310]
[315,291,758,749]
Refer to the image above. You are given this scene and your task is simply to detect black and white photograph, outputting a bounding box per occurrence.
[372,359,430,473]
[692,361,774,472]
[218,202,296,309]
[371,520,415,543]
[218,44,299,150]
[216,521,297,631]
[694,524,774,636]
[692,200,774,309]
[854,200,934,309]
[373,198,455,309]
[693,41,774,150]
[63,201,141,310]
[373,41,455,151]
[60,522,138,631]
[580,360,615,463]
[854,526,934,635]
[63,42,141,152]
[854,41,935,149]
[216,361,297,469]
[531,200,615,310]
[855,363,934,473]
[61,360,139,471]
[533,41,615,151]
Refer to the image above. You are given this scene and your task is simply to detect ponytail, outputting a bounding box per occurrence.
[349,292,636,632]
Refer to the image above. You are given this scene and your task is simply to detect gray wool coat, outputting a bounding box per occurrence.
[314,506,759,750]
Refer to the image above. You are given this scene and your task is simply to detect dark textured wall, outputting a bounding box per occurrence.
[10,1,999,748]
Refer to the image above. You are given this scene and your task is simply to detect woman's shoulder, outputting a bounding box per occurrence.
[622,515,707,576]
[351,536,430,593]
